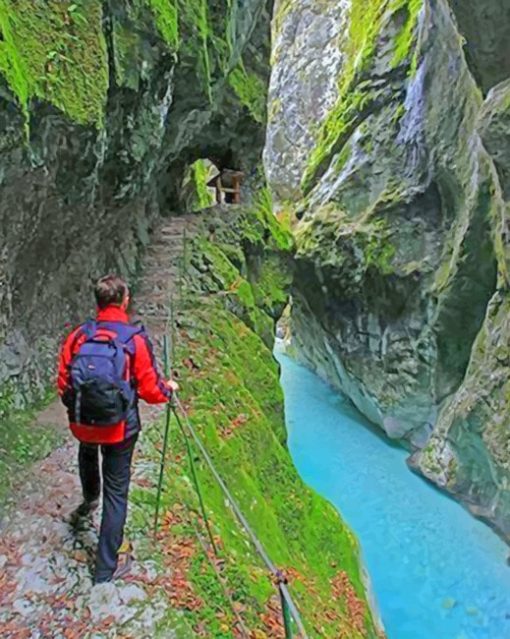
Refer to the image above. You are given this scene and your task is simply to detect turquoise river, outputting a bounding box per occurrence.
[277,349,510,639]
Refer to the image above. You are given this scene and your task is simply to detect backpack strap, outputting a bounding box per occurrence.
[68,319,97,357]
[71,320,98,425]
[82,319,97,338]
[113,323,144,349]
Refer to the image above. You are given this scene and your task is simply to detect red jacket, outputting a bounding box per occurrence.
[58,305,170,442]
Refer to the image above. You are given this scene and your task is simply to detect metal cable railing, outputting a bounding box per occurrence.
[171,395,309,639]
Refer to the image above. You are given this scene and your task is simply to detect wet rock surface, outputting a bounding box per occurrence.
[263,0,347,201]
[449,0,510,94]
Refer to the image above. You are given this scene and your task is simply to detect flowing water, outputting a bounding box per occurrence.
[276,349,510,639]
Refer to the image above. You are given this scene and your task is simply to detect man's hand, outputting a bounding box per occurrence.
[167,379,180,394]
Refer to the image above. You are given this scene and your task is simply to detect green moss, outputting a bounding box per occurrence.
[248,187,294,253]
[302,0,423,193]
[146,0,179,51]
[0,0,108,127]
[296,205,396,292]
[173,0,253,101]
[181,159,215,212]
[301,88,370,193]
[179,0,213,100]
[344,0,388,82]
[193,237,239,288]
[418,442,444,477]
[268,96,282,123]
[0,1,30,121]
[251,257,290,316]
[192,159,215,209]
[446,456,459,488]
[0,393,64,511]
[112,20,143,90]
[127,206,380,637]
[228,64,267,123]
[391,0,423,67]
[191,235,276,347]
[334,135,354,173]
[0,379,17,419]
[0,0,262,127]
[272,0,294,39]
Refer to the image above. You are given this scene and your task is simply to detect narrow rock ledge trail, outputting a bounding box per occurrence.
[0,214,201,639]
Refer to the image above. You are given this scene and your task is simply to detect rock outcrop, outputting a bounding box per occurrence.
[265,0,510,539]
[0,0,272,412]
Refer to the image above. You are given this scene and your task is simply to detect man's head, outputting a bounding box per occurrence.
[94,274,129,310]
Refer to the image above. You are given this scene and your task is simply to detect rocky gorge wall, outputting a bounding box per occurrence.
[0,0,272,413]
[265,0,510,540]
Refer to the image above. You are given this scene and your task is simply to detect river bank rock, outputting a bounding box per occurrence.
[264,0,510,538]
[411,78,510,539]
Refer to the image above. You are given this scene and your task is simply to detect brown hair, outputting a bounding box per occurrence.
[94,274,129,310]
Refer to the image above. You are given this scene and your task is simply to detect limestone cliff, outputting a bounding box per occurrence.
[265,0,510,539]
[0,0,272,412]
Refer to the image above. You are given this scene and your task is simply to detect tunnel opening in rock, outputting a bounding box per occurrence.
[160,141,261,216]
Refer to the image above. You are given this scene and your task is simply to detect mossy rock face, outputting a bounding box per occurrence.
[412,290,510,541]
[263,0,348,202]
[133,204,382,637]
[0,0,108,127]
[412,82,510,541]
[179,159,216,213]
[265,0,510,535]
[0,0,272,411]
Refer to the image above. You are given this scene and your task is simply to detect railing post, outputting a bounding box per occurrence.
[279,586,293,639]
[182,227,187,270]
[169,293,176,366]
[173,396,310,638]
[178,229,186,303]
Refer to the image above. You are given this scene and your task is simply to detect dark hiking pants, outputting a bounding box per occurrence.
[78,435,138,583]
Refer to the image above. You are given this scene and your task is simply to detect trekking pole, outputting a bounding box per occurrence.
[170,293,176,366]
[171,402,218,556]
[153,334,172,536]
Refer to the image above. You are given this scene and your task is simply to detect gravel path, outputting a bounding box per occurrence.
[0,215,200,639]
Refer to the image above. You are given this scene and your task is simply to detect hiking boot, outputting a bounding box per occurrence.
[94,553,133,585]
[112,553,133,581]
[71,498,100,522]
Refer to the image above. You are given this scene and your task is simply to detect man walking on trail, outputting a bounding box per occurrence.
[57,274,179,584]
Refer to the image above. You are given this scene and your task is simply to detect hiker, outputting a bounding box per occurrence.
[57,274,179,584]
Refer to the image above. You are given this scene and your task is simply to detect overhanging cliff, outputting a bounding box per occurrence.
[0,0,272,412]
